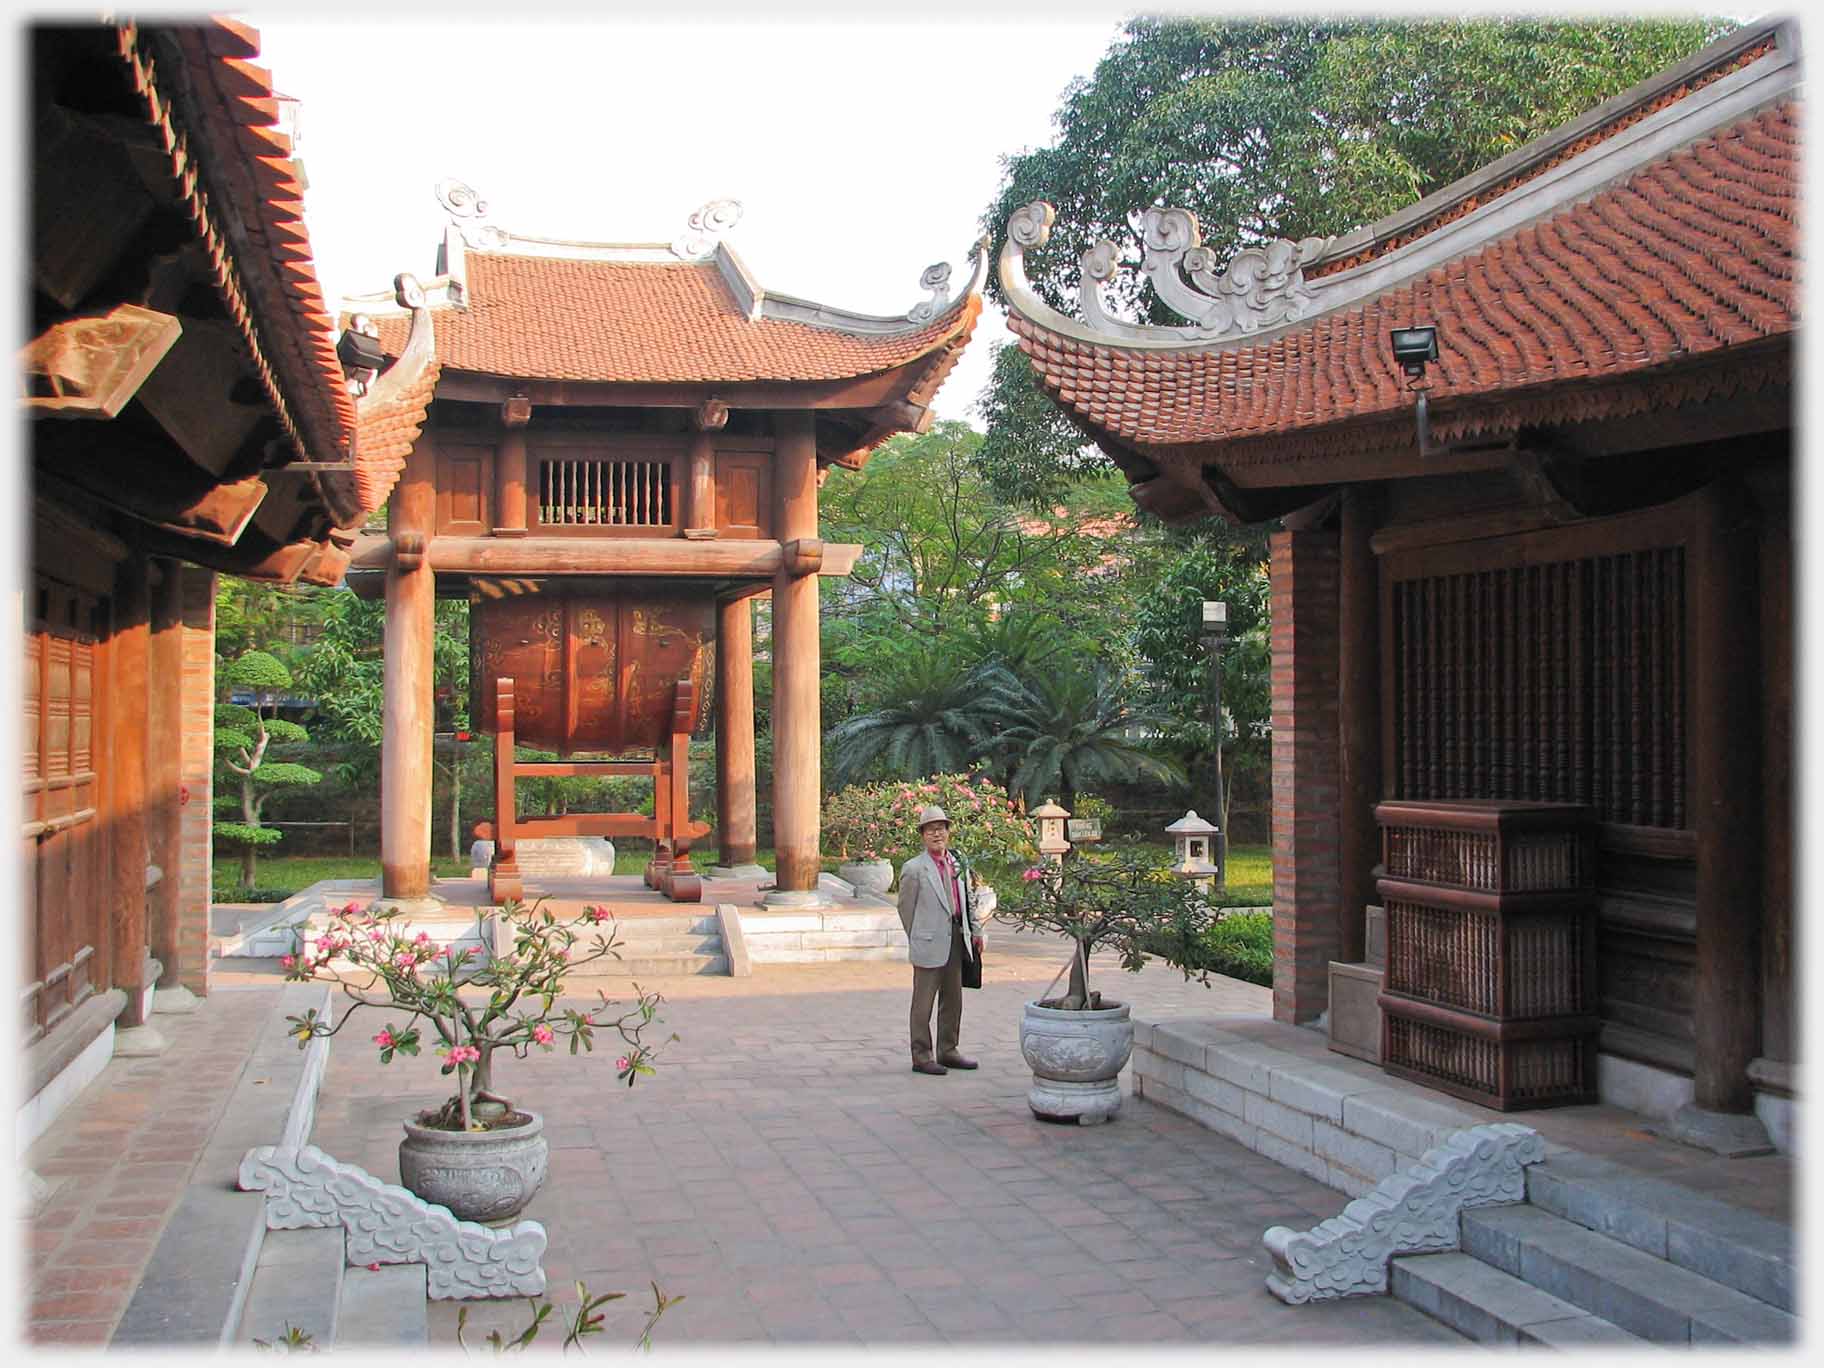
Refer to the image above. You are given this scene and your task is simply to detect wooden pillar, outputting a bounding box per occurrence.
[686,399,726,539]
[716,595,759,868]
[770,412,821,893]
[492,396,530,536]
[382,441,437,899]
[147,559,184,987]
[1691,475,1761,1113]
[1337,487,1382,965]
[111,551,152,1025]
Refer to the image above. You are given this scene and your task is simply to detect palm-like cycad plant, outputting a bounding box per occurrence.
[984,664,1184,811]
[825,646,1012,788]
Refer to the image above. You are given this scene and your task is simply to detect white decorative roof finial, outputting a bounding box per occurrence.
[671,198,744,260]
[436,179,507,250]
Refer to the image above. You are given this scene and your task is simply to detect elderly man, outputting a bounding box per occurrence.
[896,805,983,1075]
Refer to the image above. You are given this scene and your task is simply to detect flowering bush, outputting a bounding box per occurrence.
[994,846,1225,1009]
[822,773,1035,866]
[284,898,667,1132]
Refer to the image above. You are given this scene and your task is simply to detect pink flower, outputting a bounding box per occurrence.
[413,931,431,946]
[366,1262,381,1272]
[448,1044,481,1065]
[584,905,613,925]
[392,952,417,972]
[368,929,386,943]
[280,953,296,969]
[1022,867,1045,882]
[532,1024,554,1046]
[616,1056,631,1071]
[374,1028,395,1049]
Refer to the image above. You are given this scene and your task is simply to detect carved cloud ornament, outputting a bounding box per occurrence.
[671,198,744,259]
[436,179,508,250]
[998,199,1336,346]
[909,234,991,325]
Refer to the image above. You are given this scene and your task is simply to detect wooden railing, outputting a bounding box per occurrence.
[537,457,673,529]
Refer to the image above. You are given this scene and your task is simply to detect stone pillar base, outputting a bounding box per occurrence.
[114,1023,170,1058]
[762,887,833,910]
[370,894,450,918]
[151,984,200,1015]
[1651,1103,1776,1158]
[707,864,769,880]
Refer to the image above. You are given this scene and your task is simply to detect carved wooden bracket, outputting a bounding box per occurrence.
[781,537,824,577]
[393,531,428,572]
[694,398,729,432]
[500,395,532,428]
[24,304,183,419]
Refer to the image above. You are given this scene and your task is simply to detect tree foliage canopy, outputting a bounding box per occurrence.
[975,15,1732,505]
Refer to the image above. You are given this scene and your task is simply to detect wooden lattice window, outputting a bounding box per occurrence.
[24,577,105,1041]
[538,457,673,529]
[1389,545,1686,829]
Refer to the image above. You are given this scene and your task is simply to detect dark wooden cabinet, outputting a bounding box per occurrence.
[1375,799,1599,1110]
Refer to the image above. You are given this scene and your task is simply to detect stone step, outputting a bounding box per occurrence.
[1460,1204,1797,1345]
[567,953,730,977]
[238,1226,345,1349]
[336,1263,429,1346]
[1391,1251,1645,1347]
[1523,1154,1795,1312]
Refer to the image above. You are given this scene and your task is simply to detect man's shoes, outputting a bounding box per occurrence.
[938,1053,979,1070]
[911,1059,948,1075]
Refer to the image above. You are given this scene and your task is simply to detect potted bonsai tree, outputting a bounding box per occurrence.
[284,897,667,1222]
[993,845,1223,1125]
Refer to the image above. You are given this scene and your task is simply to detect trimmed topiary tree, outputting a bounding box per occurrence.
[216,649,322,894]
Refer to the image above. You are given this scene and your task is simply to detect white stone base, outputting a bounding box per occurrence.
[1756,1091,1796,1155]
[113,1023,170,1058]
[1596,1050,1694,1122]
[151,984,200,1014]
[706,863,768,879]
[16,1023,115,1154]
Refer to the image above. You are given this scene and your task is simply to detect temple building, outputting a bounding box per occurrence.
[23,18,398,1138]
[999,19,1795,1150]
[339,186,983,905]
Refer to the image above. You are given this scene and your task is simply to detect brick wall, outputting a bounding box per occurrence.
[175,570,216,996]
[1269,528,1342,1023]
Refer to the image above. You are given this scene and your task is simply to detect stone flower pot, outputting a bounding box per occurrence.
[838,858,895,896]
[1019,1000,1134,1125]
[399,1108,548,1223]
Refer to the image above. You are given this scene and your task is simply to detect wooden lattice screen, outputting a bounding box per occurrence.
[1390,547,1686,827]
[538,457,674,529]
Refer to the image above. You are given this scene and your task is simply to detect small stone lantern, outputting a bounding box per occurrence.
[1166,810,1220,892]
[1032,800,1071,865]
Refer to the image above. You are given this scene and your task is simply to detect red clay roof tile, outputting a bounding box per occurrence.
[1012,102,1797,453]
[370,252,973,386]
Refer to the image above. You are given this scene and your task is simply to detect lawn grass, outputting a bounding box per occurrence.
[215,843,1275,907]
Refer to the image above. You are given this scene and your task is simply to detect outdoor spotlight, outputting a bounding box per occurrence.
[1390,326,1439,380]
[337,327,387,373]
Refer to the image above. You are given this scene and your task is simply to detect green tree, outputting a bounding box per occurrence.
[976,15,1730,504]
[216,650,322,892]
[824,648,1011,790]
[1130,542,1271,837]
[981,663,1184,812]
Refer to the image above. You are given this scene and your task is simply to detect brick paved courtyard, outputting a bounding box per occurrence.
[307,936,1467,1348]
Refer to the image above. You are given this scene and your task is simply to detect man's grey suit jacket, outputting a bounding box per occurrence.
[897,850,981,970]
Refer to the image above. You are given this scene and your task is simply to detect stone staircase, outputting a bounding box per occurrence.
[565,911,729,978]
[1389,1156,1797,1346]
[238,1227,429,1348]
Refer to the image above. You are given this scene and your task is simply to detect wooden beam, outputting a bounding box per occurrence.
[147,559,185,988]
[382,442,437,899]
[1337,487,1382,966]
[345,533,861,581]
[23,304,183,418]
[111,552,152,1025]
[33,422,270,544]
[435,367,924,413]
[717,596,759,869]
[770,412,822,893]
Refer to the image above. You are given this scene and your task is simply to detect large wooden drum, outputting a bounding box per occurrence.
[469,588,712,755]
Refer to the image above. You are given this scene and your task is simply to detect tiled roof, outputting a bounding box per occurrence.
[1012,100,1797,456]
[354,353,442,515]
[123,19,354,468]
[370,253,975,385]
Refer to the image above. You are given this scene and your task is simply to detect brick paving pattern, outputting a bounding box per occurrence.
[22,989,274,1345]
[308,937,1465,1348]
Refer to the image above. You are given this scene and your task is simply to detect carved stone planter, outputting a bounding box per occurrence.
[1020,1000,1133,1125]
[399,1108,548,1224]
[838,859,894,896]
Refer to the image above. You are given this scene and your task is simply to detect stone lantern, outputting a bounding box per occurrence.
[1166,810,1220,892]
[1032,800,1071,865]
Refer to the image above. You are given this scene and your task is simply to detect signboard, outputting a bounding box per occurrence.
[1066,818,1102,843]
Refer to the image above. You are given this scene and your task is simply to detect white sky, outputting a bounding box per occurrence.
[243,7,1133,427]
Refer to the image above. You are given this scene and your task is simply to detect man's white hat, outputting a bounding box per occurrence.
[916,805,950,828]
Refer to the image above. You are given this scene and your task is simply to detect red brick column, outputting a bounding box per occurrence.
[1270,527,1342,1024]
[175,569,218,996]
